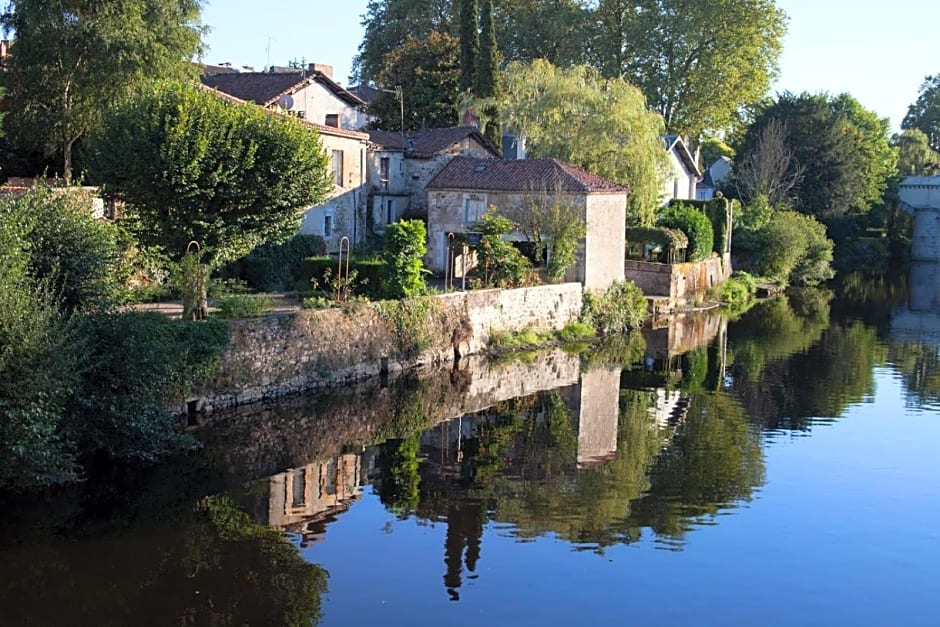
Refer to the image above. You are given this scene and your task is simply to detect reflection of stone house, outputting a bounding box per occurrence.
[426,156,628,290]
[266,454,363,545]
[366,126,500,232]
[661,134,702,203]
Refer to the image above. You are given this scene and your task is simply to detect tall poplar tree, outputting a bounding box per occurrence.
[475,0,500,146]
[1,0,206,184]
[458,0,479,92]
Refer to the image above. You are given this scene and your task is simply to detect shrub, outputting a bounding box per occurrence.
[581,280,648,335]
[470,209,532,288]
[382,220,429,299]
[558,322,596,342]
[301,256,384,300]
[658,204,714,261]
[719,271,758,306]
[488,326,552,351]
[741,211,834,286]
[213,294,274,318]
[222,234,326,293]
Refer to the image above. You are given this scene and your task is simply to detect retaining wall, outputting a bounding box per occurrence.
[625,255,729,307]
[176,283,583,414]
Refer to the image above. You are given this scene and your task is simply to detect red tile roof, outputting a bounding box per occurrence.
[426,157,628,194]
[368,126,501,158]
[200,70,366,108]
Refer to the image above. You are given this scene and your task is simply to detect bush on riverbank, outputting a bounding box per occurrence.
[581,280,648,335]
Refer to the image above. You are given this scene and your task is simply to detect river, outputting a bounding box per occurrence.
[1,273,938,626]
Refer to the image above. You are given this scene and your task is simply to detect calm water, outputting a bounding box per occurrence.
[2,272,940,626]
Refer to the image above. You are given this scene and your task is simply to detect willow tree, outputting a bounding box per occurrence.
[490,59,668,225]
[903,74,940,152]
[590,0,787,139]
[1,0,205,184]
[89,82,333,267]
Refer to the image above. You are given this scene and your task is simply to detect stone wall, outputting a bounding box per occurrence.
[625,256,729,306]
[178,283,583,414]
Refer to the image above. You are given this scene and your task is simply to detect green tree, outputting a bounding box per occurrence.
[458,0,479,92]
[893,128,940,176]
[382,219,429,299]
[0,0,205,184]
[353,0,455,84]
[370,32,461,131]
[494,0,589,67]
[474,0,501,146]
[658,204,714,261]
[902,74,940,152]
[590,0,787,138]
[491,59,668,225]
[470,208,531,287]
[89,81,332,266]
[737,92,897,219]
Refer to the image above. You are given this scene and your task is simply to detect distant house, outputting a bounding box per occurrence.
[425,156,627,291]
[366,126,501,231]
[201,63,369,130]
[696,156,733,200]
[661,135,701,203]
[202,84,370,254]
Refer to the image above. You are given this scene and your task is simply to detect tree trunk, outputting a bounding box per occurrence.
[181,263,210,321]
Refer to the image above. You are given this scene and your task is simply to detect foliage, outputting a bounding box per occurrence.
[719,271,757,308]
[488,326,553,352]
[303,256,382,300]
[469,209,532,287]
[89,81,333,266]
[6,188,128,312]
[699,137,735,168]
[581,280,648,335]
[0,0,205,183]
[493,0,589,67]
[458,0,479,92]
[490,60,667,226]
[580,331,647,369]
[667,198,732,256]
[736,92,897,220]
[382,219,429,299]
[732,117,803,207]
[174,246,210,321]
[377,434,423,515]
[658,205,714,261]
[474,0,500,146]
[589,0,787,138]
[902,74,940,152]
[222,234,326,293]
[893,128,940,176]
[375,296,438,359]
[503,192,586,281]
[558,322,596,343]
[213,294,274,319]
[735,209,834,286]
[369,32,461,131]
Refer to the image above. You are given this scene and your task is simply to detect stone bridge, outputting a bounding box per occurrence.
[899,176,940,261]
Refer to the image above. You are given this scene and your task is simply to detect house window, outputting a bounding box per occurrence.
[290,468,306,508]
[464,196,486,224]
[325,113,339,128]
[380,157,390,187]
[386,199,396,224]
[332,150,344,187]
[324,214,333,237]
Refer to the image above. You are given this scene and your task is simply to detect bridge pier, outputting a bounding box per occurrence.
[900,177,940,262]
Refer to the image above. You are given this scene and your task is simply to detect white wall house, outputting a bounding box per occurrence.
[661,135,702,203]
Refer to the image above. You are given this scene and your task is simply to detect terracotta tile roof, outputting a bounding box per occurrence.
[367,126,501,158]
[200,71,366,108]
[199,85,368,141]
[426,157,628,194]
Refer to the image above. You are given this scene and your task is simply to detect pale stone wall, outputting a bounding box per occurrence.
[178,283,583,414]
[298,133,368,252]
[285,81,368,130]
[583,194,626,290]
[576,367,621,468]
[625,256,729,305]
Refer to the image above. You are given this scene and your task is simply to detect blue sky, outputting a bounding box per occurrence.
[202,0,939,131]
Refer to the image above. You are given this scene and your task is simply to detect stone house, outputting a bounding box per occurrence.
[425,156,628,291]
[661,134,701,203]
[202,63,369,130]
[202,84,370,254]
[365,126,501,233]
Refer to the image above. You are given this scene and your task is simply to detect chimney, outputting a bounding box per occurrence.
[308,63,334,79]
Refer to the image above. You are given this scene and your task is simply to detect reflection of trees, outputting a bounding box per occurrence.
[627,393,765,540]
[376,434,423,515]
[0,495,328,626]
[888,342,940,407]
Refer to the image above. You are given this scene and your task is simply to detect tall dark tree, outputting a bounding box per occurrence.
[458,0,479,92]
[737,92,897,219]
[353,0,455,85]
[475,0,500,146]
[1,0,205,184]
[902,74,940,152]
[494,0,589,67]
[370,32,461,131]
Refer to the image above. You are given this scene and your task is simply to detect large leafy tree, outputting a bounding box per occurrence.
[737,92,897,219]
[893,128,940,177]
[494,0,589,67]
[370,32,461,131]
[590,0,787,139]
[88,82,333,266]
[353,0,455,84]
[491,59,668,225]
[1,0,205,184]
[902,74,940,152]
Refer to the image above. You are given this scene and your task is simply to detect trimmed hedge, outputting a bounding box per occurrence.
[221,235,326,292]
[301,256,386,299]
[658,205,714,261]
